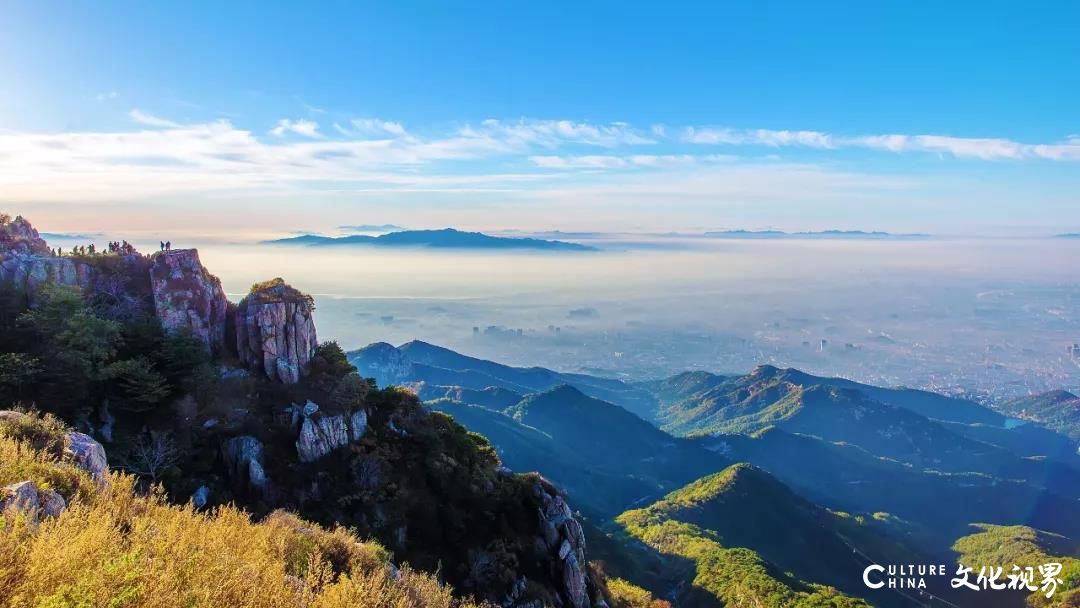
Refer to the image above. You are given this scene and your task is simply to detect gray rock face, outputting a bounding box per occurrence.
[236,278,317,384]
[296,414,349,463]
[0,481,41,521]
[0,250,94,304]
[222,436,270,497]
[350,409,368,441]
[40,488,66,518]
[534,482,592,608]
[149,249,232,354]
[0,481,67,525]
[65,431,110,488]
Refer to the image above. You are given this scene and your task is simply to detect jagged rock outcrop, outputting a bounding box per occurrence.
[295,404,369,462]
[0,481,66,525]
[236,278,317,384]
[533,481,592,608]
[296,414,349,463]
[222,435,271,498]
[65,430,110,488]
[149,249,232,353]
[0,215,51,255]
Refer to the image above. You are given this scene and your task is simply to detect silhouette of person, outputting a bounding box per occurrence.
[166,241,171,251]
[160,241,165,251]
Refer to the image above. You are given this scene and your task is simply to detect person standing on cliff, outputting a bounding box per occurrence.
[166,241,171,251]
[160,241,164,251]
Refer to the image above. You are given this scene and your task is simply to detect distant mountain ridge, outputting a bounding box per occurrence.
[348,340,658,419]
[703,229,930,239]
[264,228,596,251]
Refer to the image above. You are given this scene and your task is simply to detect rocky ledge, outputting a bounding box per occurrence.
[236,278,318,384]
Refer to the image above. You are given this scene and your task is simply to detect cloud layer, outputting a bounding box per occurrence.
[682,127,1080,160]
[0,111,1076,218]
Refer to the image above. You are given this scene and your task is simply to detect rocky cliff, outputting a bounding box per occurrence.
[236,278,318,384]
[0,215,51,255]
[0,216,94,301]
[1,217,319,382]
[149,249,232,354]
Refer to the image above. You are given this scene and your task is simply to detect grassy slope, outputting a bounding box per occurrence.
[616,463,930,608]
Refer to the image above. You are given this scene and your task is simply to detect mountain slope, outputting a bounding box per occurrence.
[617,464,921,607]
[952,524,1080,607]
[503,385,729,509]
[429,400,660,517]
[700,429,1080,549]
[997,390,1080,441]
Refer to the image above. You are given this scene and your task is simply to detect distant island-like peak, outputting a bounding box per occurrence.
[263,227,596,251]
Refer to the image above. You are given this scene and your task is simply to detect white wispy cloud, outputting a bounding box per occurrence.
[530,154,735,169]
[683,127,1080,160]
[346,119,409,138]
[459,119,656,148]
[270,118,323,138]
[1,110,1077,211]
[129,109,181,128]
[95,91,118,102]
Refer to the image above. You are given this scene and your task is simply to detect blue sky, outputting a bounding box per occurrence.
[1,1,1078,236]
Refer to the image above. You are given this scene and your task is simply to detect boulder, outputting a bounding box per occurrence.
[222,436,270,498]
[40,488,66,518]
[149,249,232,354]
[235,278,317,384]
[296,414,349,463]
[65,431,109,487]
[0,481,41,521]
[0,481,67,525]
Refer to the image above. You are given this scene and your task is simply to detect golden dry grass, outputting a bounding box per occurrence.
[0,433,486,608]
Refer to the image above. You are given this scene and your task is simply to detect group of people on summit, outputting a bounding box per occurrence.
[107,240,136,254]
